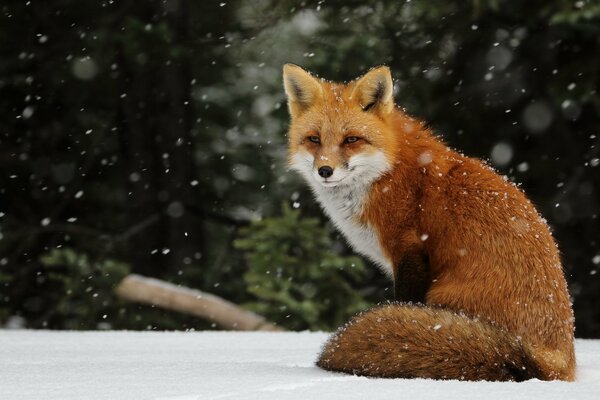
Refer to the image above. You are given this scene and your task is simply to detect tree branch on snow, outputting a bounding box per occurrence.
[115,274,282,331]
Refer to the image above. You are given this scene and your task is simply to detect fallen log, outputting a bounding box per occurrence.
[115,274,282,331]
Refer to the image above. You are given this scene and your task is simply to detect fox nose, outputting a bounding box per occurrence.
[318,166,334,178]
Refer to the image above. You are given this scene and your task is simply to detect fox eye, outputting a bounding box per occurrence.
[307,136,320,144]
[343,136,360,144]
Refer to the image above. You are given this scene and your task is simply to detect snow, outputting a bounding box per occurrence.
[1,331,599,400]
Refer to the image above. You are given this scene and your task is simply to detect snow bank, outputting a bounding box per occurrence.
[0,331,598,399]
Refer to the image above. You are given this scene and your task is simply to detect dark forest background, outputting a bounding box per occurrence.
[0,0,599,337]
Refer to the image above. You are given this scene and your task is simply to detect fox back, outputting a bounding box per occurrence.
[283,64,576,381]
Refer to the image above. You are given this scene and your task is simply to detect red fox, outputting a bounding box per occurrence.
[282,64,575,381]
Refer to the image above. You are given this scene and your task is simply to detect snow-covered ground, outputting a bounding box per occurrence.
[0,331,599,400]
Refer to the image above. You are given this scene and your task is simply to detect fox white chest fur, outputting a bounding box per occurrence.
[312,182,393,275]
[290,151,393,275]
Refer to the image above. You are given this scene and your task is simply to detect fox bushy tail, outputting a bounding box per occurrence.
[316,303,543,381]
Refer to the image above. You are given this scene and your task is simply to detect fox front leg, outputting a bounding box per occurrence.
[393,252,431,303]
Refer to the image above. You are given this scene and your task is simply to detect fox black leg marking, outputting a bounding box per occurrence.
[394,253,431,303]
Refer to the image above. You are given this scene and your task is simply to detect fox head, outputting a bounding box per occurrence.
[283,64,398,189]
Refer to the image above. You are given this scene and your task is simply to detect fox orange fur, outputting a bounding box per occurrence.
[283,64,575,381]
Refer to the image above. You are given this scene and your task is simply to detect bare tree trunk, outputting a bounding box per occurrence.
[159,0,201,271]
[119,0,202,276]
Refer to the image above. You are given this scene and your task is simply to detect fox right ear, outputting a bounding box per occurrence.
[283,64,323,118]
[351,66,394,115]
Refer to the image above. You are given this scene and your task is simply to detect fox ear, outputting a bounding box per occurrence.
[351,66,394,114]
[283,64,323,118]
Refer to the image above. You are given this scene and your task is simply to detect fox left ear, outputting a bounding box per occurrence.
[351,66,394,114]
[283,64,323,119]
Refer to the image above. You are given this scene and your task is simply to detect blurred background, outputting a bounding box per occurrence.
[0,0,599,336]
